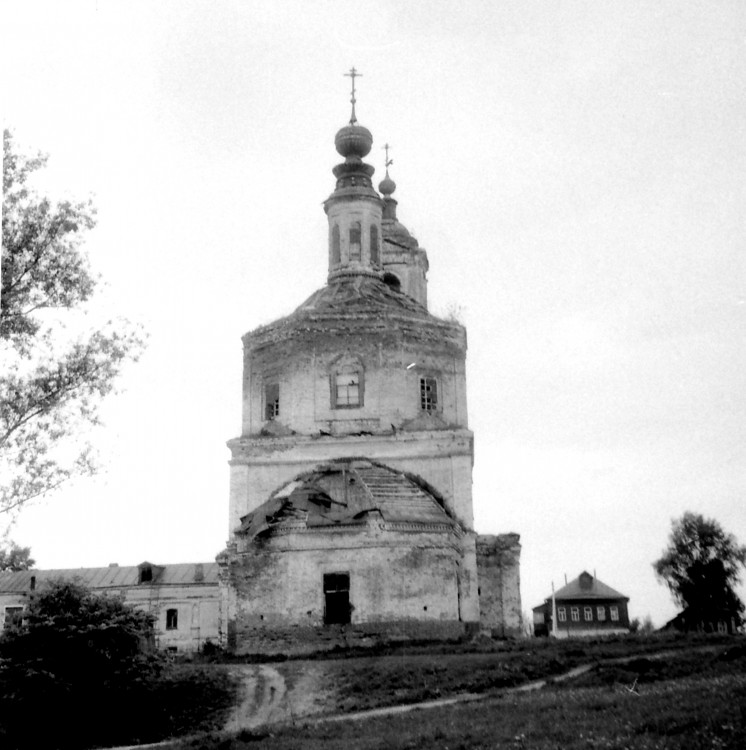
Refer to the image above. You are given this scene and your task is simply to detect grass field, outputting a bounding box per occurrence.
[169,636,746,750]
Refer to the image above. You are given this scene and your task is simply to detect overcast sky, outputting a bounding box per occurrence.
[3,0,745,627]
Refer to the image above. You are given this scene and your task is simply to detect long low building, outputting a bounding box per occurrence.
[0,561,219,653]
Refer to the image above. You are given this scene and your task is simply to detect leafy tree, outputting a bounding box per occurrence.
[0,543,34,571]
[1,130,144,524]
[654,512,746,631]
[0,580,163,748]
[0,581,236,749]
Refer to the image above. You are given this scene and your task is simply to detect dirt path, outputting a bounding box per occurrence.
[223,664,288,731]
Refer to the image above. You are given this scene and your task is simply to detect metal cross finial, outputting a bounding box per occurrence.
[383,143,393,169]
[344,66,362,124]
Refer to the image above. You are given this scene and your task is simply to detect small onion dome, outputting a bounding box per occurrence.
[378,170,396,197]
[335,123,373,158]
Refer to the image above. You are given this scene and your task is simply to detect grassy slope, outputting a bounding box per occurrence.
[173,636,746,750]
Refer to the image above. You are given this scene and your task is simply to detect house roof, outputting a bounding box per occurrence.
[0,562,218,594]
[536,571,629,607]
[239,458,457,538]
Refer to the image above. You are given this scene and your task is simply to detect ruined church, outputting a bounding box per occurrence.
[0,75,522,653]
[215,75,522,653]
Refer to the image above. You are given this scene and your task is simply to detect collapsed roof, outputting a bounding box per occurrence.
[238,458,457,539]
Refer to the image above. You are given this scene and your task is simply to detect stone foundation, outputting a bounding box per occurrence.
[227,619,470,657]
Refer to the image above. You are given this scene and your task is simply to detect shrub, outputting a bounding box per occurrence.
[0,580,166,748]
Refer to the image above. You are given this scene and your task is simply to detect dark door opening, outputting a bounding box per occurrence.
[324,572,350,625]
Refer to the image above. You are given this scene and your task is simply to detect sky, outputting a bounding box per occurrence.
[2,0,745,628]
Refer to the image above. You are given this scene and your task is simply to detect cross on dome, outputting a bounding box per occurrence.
[383,143,393,169]
[344,66,362,124]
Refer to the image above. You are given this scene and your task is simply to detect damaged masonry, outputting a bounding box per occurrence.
[0,74,522,654]
[216,74,522,654]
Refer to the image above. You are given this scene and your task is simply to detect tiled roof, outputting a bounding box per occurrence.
[539,571,628,604]
[239,458,456,538]
[0,562,218,593]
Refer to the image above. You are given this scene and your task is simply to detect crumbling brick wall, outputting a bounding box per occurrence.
[476,533,522,636]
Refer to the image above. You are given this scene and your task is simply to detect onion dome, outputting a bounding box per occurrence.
[378,169,396,197]
[335,123,373,158]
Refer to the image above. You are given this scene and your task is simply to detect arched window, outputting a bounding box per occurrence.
[349,221,361,261]
[383,272,401,292]
[370,225,379,265]
[331,224,340,264]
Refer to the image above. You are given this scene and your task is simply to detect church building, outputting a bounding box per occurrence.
[0,74,521,654]
[216,73,522,654]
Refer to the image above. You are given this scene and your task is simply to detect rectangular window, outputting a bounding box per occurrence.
[370,225,379,265]
[4,606,23,629]
[331,224,341,264]
[265,382,279,420]
[335,371,360,407]
[610,606,619,621]
[584,606,593,621]
[571,607,579,622]
[166,608,178,630]
[557,607,566,622]
[349,222,361,261]
[597,606,606,621]
[420,377,438,411]
[323,572,350,625]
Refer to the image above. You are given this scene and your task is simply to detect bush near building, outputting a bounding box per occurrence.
[0,580,236,749]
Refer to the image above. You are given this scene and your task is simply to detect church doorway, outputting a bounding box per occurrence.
[323,572,350,625]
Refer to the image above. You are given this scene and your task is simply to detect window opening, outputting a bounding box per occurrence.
[265,382,280,420]
[597,606,606,621]
[332,225,340,264]
[557,607,566,622]
[610,606,619,621]
[383,272,401,292]
[571,607,579,622]
[349,222,361,261]
[584,607,592,621]
[370,225,379,265]
[420,377,438,411]
[335,371,360,407]
[139,566,152,584]
[166,608,178,630]
[323,572,350,625]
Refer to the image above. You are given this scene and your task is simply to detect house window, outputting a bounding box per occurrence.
[370,225,379,265]
[610,606,619,621]
[139,566,153,584]
[584,607,592,621]
[420,377,438,411]
[349,222,362,261]
[571,607,579,622]
[323,572,350,625]
[4,606,23,629]
[331,224,341,264]
[264,382,280,420]
[166,608,178,630]
[557,607,566,622]
[334,370,361,407]
[597,606,606,621]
